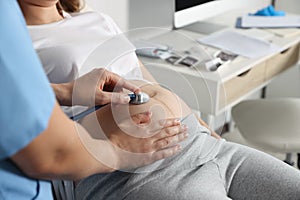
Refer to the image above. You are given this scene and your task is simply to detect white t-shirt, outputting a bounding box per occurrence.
[28,11,143,116]
[28,11,143,82]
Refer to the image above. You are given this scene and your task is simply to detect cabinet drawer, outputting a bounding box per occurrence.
[220,62,266,108]
[266,44,299,80]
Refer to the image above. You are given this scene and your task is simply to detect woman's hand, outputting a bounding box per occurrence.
[52,68,141,106]
[107,112,188,170]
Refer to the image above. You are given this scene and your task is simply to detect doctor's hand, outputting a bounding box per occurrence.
[107,112,188,170]
[52,68,141,107]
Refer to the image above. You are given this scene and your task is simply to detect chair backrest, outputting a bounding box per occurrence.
[232,98,300,152]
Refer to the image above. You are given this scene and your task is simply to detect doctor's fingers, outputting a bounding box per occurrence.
[99,69,141,94]
[114,77,141,94]
[95,91,131,105]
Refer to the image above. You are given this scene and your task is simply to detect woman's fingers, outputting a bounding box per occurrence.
[146,118,181,134]
[150,119,188,151]
[152,122,187,140]
[151,145,182,162]
[154,132,188,150]
[160,118,181,127]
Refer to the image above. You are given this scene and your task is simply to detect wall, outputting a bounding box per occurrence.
[276,0,299,15]
[85,0,129,31]
[85,0,271,31]
[85,0,174,31]
[128,0,174,30]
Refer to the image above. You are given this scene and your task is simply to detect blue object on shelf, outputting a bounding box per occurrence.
[250,5,285,17]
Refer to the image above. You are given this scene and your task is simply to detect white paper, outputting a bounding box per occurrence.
[241,15,300,28]
[198,30,280,58]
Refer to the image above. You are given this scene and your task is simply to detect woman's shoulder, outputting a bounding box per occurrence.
[69,11,103,19]
[70,11,122,34]
[70,11,114,24]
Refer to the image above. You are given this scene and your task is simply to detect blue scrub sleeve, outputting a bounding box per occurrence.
[0,0,55,159]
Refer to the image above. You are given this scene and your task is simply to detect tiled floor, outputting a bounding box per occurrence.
[222,128,299,168]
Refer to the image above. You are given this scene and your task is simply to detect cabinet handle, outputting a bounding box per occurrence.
[280,48,290,54]
[237,69,251,77]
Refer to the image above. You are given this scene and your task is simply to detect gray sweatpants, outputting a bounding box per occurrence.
[75,114,300,200]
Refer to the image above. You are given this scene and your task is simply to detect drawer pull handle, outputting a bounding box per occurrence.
[237,69,251,77]
[280,48,290,54]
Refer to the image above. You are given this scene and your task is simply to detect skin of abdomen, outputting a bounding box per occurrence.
[79,82,191,139]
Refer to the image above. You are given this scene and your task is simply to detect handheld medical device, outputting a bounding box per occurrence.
[128,92,150,104]
[70,92,150,121]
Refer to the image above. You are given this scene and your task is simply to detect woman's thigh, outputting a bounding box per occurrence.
[123,162,231,200]
[219,142,300,200]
